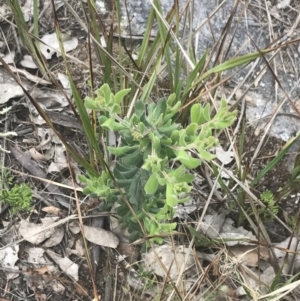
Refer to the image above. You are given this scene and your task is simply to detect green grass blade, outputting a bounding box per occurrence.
[195,48,274,86]
[251,131,300,187]
[183,50,208,96]
[6,0,49,78]
[140,57,161,103]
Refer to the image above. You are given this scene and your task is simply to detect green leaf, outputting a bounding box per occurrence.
[166,193,178,207]
[122,148,143,166]
[178,129,187,146]
[111,103,121,114]
[186,123,198,136]
[101,118,120,131]
[116,178,133,188]
[157,176,167,186]
[160,222,177,232]
[85,97,100,110]
[99,83,112,104]
[140,60,159,103]
[114,166,139,180]
[98,115,108,125]
[177,174,195,183]
[198,148,216,161]
[114,88,131,104]
[135,100,146,118]
[171,130,180,142]
[138,122,145,135]
[99,117,125,131]
[203,103,211,121]
[198,125,210,140]
[190,103,201,124]
[128,176,139,204]
[78,174,88,183]
[108,145,138,156]
[167,93,176,106]
[144,174,159,194]
[115,161,130,172]
[119,130,135,145]
[170,164,186,178]
[153,99,167,121]
[158,122,180,136]
[175,149,201,169]
[139,138,150,152]
[164,101,181,122]
[212,121,232,129]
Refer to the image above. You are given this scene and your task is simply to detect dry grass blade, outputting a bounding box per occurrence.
[258,279,300,301]
[5,0,49,78]
[66,152,100,301]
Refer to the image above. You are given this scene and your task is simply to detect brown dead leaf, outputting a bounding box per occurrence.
[229,245,269,267]
[28,147,47,161]
[34,266,49,275]
[83,225,119,248]
[42,206,62,215]
[74,281,89,296]
[117,242,139,264]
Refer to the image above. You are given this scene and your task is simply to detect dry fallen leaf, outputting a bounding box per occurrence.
[19,218,56,245]
[142,244,195,279]
[0,245,19,279]
[20,55,37,68]
[57,72,70,89]
[83,225,119,248]
[199,213,257,246]
[215,145,234,165]
[200,212,226,238]
[43,226,64,248]
[74,281,89,296]
[25,247,47,264]
[69,221,80,234]
[34,266,49,275]
[40,32,78,60]
[229,245,269,267]
[46,250,79,281]
[42,206,62,215]
[0,82,24,104]
[0,51,15,65]
[29,147,48,161]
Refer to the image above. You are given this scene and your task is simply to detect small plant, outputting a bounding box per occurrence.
[79,84,237,245]
[260,189,278,219]
[0,183,33,215]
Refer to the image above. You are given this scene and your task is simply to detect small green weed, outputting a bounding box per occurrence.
[0,183,33,215]
[0,167,32,215]
[260,189,278,219]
